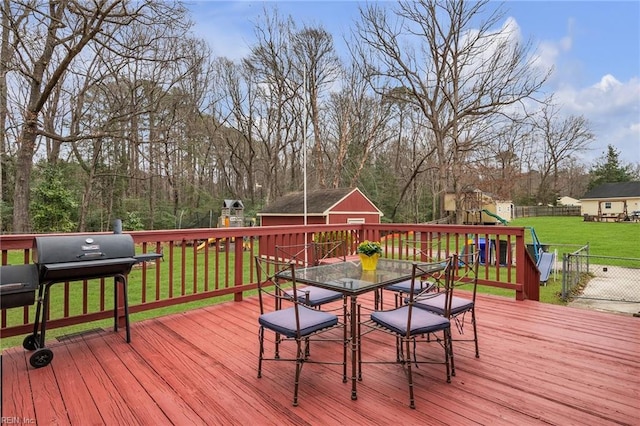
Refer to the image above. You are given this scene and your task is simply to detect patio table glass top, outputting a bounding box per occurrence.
[278,258,436,294]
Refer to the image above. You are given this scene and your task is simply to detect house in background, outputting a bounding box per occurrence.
[258,187,383,226]
[557,196,581,206]
[580,182,640,221]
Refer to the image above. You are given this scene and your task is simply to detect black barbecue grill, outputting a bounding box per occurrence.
[0,264,39,310]
[0,233,161,368]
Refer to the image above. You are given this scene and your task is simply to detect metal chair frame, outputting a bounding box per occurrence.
[415,251,481,358]
[254,256,348,406]
[358,258,455,409]
[275,242,347,309]
[379,239,446,309]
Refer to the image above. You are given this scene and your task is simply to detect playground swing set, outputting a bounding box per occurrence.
[196,199,254,251]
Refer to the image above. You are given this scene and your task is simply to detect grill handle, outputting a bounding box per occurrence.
[0,282,26,293]
[77,252,106,259]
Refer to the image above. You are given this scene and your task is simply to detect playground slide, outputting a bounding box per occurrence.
[481,209,508,225]
[537,252,555,284]
[197,238,217,250]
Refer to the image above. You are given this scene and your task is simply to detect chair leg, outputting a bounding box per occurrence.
[472,308,480,358]
[446,328,454,380]
[394,292,400,308]
[275,332,281,359]
[392,332,402,362]
[257,327,264,378]
[357,304,362,381]
[343,297,348,382]
[304,336,311,358]
[293,340,304,407]
[405,337,416,409]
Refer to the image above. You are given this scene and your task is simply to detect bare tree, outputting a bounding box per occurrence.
[291,26,341,188]
[0,0,13,231]
[243,8,304,200]
[532,100,593,204]
[4,0,189,232]
[473,118,532,200]
[352,0,549,222]
[210,57,260,203]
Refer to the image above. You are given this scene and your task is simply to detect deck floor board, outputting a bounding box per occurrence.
[2,293,639,425]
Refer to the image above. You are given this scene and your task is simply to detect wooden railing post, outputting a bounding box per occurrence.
[515,234,526,301]
[515,232,540,301]
[234,237,244,302]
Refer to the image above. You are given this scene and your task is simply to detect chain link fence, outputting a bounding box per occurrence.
[563,251,640,307]
[561,245,590,300]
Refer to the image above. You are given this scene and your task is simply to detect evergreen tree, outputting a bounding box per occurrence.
[31,164,78,232]
[587,145,634,189]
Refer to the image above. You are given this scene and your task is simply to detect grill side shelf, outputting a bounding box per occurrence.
[38,258,138,281]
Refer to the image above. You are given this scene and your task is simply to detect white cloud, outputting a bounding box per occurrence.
[533,41,561,73]
[554,76,640,164]
[559,35,572,52]
[592,74,622,92]
[517,10,640,165]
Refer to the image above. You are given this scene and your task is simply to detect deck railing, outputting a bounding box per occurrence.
[0,223,539,338]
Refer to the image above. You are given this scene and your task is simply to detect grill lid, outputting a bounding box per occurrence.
[34,234,135,265]
[33,234,136,282]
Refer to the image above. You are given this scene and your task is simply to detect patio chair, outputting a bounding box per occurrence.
[381,239,445,309]
[275,242,345,308]
[414,251,481,358]
[358,258,454,409]
[254,256,347,406]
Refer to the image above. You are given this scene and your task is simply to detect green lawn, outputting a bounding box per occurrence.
[509,216,640,258]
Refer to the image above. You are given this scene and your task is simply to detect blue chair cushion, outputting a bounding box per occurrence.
[385,279,435,294]
[285,286,344,306]
[371,306,450,336]
[259,306,338,338]
[414,294,474,316]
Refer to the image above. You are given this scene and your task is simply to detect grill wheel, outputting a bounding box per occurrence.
[23,334,40,351]
[29,348,54,368]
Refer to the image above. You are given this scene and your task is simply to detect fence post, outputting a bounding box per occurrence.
[562,254,568,299]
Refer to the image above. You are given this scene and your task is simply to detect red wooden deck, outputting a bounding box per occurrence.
[2,293,639,425]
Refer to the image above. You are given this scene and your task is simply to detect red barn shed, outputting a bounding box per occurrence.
[258,187,383,226]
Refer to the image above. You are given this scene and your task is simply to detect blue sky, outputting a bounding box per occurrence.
[186,1,640,165]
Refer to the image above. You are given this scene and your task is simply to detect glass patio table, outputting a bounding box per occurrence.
[277,258,443,400]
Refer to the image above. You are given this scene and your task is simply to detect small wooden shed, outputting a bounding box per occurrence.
[444,189,512,225]
[258,187,383,226]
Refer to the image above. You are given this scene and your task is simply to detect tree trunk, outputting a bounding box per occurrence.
[0,0,10,232]
[12,114,38,232]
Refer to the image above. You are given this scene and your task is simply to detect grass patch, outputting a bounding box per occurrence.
[509,216,640,258]
[1,247,255,351]
[503,216,639,305]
